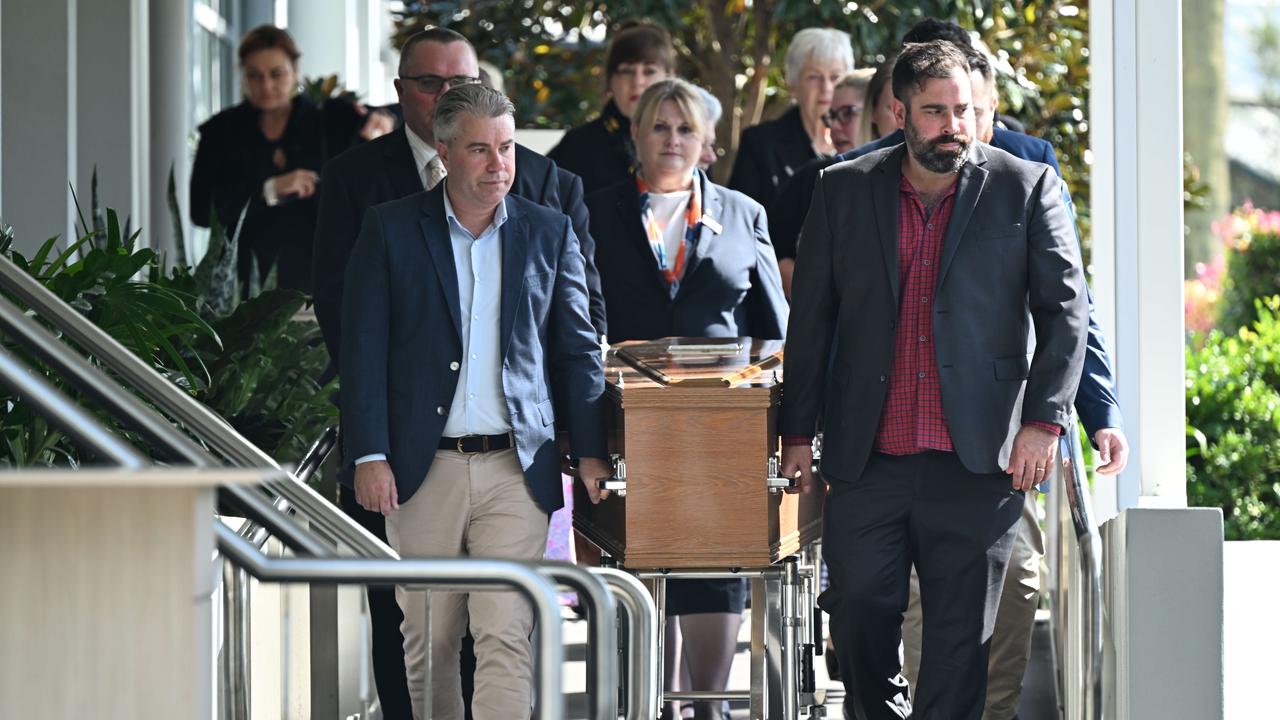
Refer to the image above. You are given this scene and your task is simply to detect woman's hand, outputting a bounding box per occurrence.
[359,106,396,141]
[272,168,319,200]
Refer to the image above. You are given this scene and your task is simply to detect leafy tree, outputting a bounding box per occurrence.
[393,1,1092,249]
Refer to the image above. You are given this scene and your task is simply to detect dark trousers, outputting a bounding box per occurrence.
[820,451,1023,720]
[339,487,413,720]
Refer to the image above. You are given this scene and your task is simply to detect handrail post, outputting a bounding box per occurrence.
[537,562,618,720]
[594,567,659,720]
[1055,423,1105,720]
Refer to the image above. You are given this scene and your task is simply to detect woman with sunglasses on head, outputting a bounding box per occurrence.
[190,25,391,293]
[549,21,676,194]
[767,68,876,296]
[586,78,787,720]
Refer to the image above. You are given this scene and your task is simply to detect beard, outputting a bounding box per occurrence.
[904,115,972,174]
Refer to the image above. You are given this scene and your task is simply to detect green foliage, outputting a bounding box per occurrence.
[0,178,335,470]
[395,0,1094,254]
[1219,207,1280,334]
[1186,296,1280,540]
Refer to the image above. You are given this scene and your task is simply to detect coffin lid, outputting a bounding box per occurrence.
[606,337,784,388]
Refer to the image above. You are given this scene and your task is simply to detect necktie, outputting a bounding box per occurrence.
[425,156,447,190]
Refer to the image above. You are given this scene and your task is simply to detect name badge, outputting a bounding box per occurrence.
[701,215,723,234]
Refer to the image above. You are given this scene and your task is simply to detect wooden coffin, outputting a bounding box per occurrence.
[573,337,824,569]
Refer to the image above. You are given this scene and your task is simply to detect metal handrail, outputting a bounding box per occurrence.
[0,346,149,468]
[214,523,565,720]
[595,568,659,720]
[0,255,393,560]
[534,562,619,720]
[1053,424,1105,720]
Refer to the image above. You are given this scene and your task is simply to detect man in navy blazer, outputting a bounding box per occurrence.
[311,28,606,717]
[341,84,612,720]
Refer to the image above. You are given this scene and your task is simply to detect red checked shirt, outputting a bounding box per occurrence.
[781,173,1060,452]
[875,175,957,454]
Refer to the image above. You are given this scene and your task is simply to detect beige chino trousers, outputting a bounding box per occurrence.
[901,490,1044,720]
[385,448,549,720]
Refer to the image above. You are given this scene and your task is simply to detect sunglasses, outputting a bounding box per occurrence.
[821,104,863,128]
[400,74,482,95]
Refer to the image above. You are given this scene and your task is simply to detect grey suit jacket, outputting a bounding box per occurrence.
[778,143,1089,481]
[340,185,606,513]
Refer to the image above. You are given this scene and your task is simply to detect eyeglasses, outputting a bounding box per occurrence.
[399,74,482,95]
[821,104,863,128]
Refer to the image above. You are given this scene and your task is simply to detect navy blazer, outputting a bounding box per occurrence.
[313,127,607,372]
[585,174,789,343]
[339,186,606,513]
[839,128,1124,437]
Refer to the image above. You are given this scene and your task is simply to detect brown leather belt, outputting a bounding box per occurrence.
[440,433,512,454]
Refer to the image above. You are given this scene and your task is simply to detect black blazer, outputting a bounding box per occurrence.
[548,100,636,195]
[190,96,324,292]
[768,154,838,261]
[728,106,822,209]
[340,187,606,512]
[585,174,788,343]
[779,143,1089,481]
[313,126,606,372]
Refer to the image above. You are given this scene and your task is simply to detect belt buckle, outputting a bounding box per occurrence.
[456,436,480,455]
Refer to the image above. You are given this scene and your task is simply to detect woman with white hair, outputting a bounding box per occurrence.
[728,27,854,207]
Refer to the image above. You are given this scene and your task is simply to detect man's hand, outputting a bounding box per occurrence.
[577,456,614,505]
[780,443,815,495]
[1093,427,1129,475]
[358,106,396,141]
[355,460,399,514]
[1006,425,1058,492]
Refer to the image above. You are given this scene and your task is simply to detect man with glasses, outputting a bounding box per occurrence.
[312,27,604,719]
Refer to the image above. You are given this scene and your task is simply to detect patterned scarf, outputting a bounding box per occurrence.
[636,169,703,298]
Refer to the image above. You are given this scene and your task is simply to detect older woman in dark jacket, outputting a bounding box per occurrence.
[586,78,787,720]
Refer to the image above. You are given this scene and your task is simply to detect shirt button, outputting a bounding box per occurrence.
[919,336,926,342]
[449,361,460,371]
[918,371,926,378]
[879,375,887,382]
[436,406,446,416]
[471,353,478,360]
[920,296,928,302]
[473,315,479,321]
[927,224,934,229]
[923,259,930,266]
[468,393,475,399]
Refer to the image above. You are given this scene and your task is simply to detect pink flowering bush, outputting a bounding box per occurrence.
[1217,203,1280,333]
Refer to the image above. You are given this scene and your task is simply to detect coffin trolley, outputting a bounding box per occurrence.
[573,338,828,719]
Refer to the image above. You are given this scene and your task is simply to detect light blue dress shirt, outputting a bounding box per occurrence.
[354,182,511,466]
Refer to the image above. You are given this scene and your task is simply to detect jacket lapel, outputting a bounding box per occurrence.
[499,199,528,358]
[679,173,721,297]
[872,146,906,306]
[935,144,989,291]
[419,187,462,340]
[386,127,425,196]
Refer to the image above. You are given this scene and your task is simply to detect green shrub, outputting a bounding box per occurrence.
[1218,206,1280,334]
[1186,295,1280,540]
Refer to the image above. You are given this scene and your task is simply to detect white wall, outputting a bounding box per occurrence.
[1223,541,1280,719]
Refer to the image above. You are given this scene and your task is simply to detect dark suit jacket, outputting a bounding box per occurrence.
[779,144,1089,481]
[313,126,607,371]
[190,97,324,292]
[585,175,789,343]
[547,99,636,196]
[340,187,606,513]
[728,107,823,209]
[837,128,1124,436]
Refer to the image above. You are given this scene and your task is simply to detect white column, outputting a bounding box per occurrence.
[288,0,350,83]
[1091,0,1187,510]
[75,0,149,245]
[1,0,77,256]
[148,0,191,264]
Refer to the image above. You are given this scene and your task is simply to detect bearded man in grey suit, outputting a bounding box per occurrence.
[779,41,1089,720]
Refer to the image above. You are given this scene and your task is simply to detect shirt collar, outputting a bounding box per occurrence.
[441,179,508,237]
[404,124,438,171]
